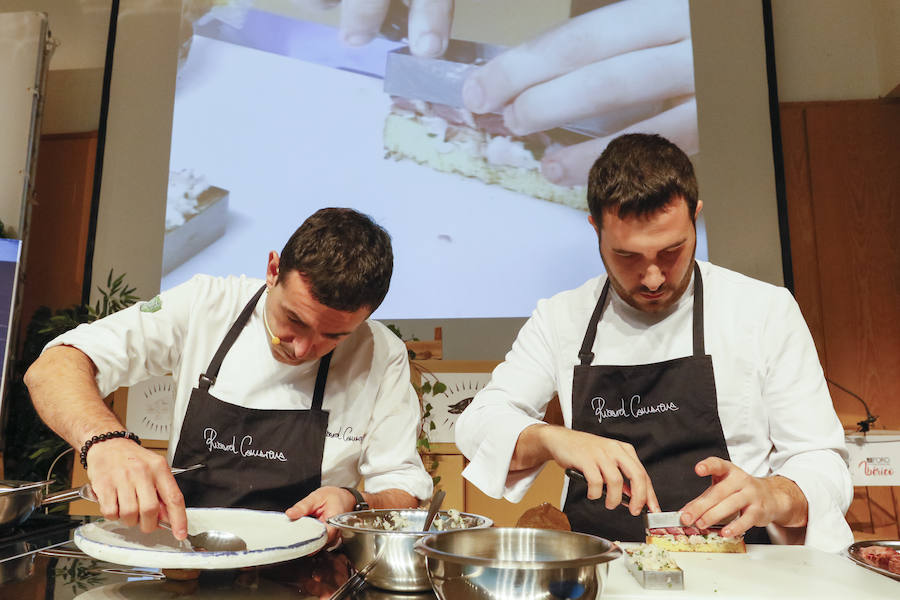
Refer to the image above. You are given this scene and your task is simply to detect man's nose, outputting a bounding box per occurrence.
[642,265,665,291]
[292,334,315,359]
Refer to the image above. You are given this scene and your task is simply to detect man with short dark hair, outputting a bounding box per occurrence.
[26,208,432,545]
[455,134,853,552]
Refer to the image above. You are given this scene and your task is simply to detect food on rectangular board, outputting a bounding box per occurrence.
[646,526,746,553]
[625,543,684,590]
[383,98,587,210]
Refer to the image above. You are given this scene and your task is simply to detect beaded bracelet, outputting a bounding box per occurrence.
[79,430,141,469]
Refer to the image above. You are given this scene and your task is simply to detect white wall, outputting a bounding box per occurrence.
[0,0,110,134]
[0,12,49,236]
[772,0,900,101]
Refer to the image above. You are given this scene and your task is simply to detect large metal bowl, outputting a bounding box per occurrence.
[328,508,492,592]
[414,527,622,600]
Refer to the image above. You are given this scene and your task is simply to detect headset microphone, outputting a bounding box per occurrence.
[262,300,281,345]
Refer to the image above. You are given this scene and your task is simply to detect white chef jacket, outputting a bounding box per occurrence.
[49,274,433,501]
[455,261,853,552]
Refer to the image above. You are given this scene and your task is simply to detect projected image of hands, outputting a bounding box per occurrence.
[316,0,697,188]
[296,0,454,57]
[463,0,696,188]
[165,0,702,319]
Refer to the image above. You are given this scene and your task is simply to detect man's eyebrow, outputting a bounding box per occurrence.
[286,310,306,325]
[661,238,688,251]
[611,238,688,254]
[287,309,353,338]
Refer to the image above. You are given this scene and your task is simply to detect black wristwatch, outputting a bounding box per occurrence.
[342,487,369,511]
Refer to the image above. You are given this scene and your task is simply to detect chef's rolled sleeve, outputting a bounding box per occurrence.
[456,299,562,501]
[759,288,853,551]
[45,278,197,395]
[358,329,434,500]
[777,451,854,553]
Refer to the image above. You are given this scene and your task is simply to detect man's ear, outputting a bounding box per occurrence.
[695,200,703,221]
[266,251,280,287]
[588,214,600,235]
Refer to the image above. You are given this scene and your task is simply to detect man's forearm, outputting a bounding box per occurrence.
[361,488,420,510]
[768,475,809,528]
[509,423,556,472]
[24,345,124,449]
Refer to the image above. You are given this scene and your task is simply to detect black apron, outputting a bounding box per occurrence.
[172,284,331,511]
[562,263,769,544]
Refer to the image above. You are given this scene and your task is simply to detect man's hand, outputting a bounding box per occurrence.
[679,457,809,538]
[286,486,357,546]
[517,425,660,516]
[85,439,188,540]
[296,0,454,57]
[461,0,696,187]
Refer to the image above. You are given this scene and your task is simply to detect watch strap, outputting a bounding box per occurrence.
[342,487,369,511]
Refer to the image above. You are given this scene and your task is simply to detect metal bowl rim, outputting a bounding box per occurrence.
[414,527,623,569]
[326,508,493,536]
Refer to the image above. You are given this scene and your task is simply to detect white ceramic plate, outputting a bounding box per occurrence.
[74,508,327,569]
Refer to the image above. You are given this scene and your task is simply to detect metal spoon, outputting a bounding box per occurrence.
[157,520,248,553]
[330,491,447,600]
[423,489,446,531]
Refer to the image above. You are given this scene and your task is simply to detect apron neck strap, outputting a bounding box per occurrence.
[311,351,333,411]
[691,262,705,356]
[577,262,705,366]
[578,278,612,366]
[199,284,267,390]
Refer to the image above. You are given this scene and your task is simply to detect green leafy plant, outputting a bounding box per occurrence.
[3,270,138,486]
[387,325,446,486]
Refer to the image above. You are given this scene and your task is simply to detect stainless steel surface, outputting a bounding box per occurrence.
[846,539,900,582]
[624,552,684,590]
[0,480,54,494]
[384,40,505,108]
[415,527,622,600]
[328,508,492,592]
[643,509,738,530]
[0,485,43,529]
[157,521,248,553]
[643,511,685,529]
[0,542,34,585]
[384,42,630,138]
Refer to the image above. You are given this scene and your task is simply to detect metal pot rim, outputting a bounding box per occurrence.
[327,508,492,536]
[414,527,623,569]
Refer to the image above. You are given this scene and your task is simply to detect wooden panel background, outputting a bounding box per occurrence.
[20,132,96,336]
[780,99,900,539]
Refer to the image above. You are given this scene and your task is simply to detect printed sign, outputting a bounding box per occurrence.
[845,432,900,486]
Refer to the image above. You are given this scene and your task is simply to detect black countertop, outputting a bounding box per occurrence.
[0,523,436,600]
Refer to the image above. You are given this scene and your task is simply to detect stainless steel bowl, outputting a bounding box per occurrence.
[328,508,492,592]
[414,527,622,600]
